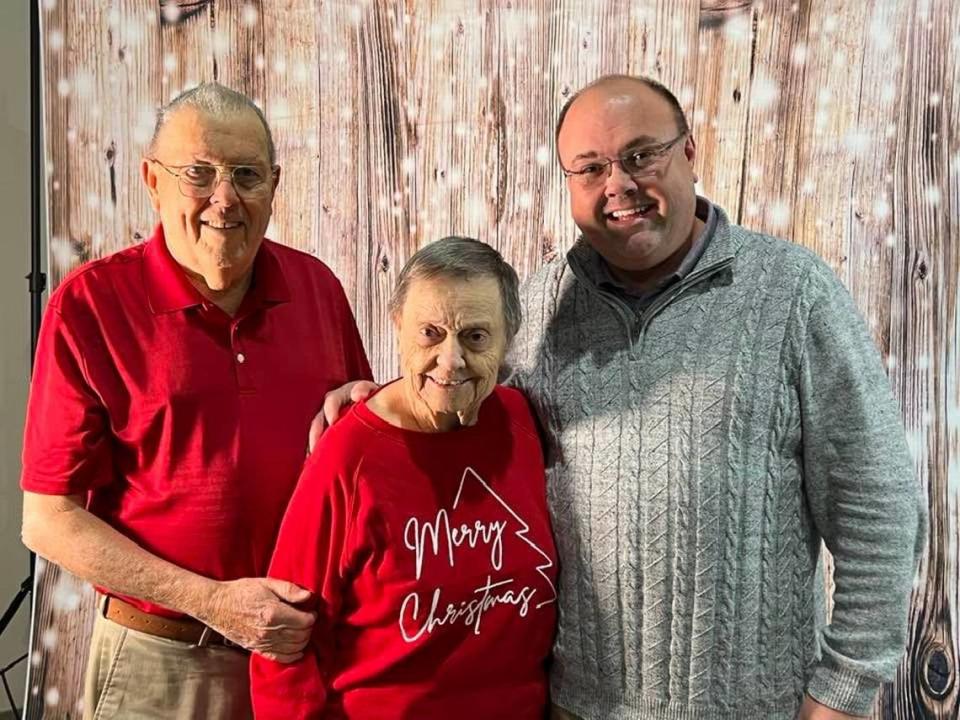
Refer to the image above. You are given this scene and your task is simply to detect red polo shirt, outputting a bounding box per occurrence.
[21,225,372,617]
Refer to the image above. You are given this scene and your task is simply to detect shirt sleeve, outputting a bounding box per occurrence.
[21,303,113,495]
[798,263,928,715]
[249,440,358,719]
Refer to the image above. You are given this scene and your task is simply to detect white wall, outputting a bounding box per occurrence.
[0,0,33,714]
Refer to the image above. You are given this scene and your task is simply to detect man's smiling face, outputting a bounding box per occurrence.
[557,80,699,276]
[142,106,278,292]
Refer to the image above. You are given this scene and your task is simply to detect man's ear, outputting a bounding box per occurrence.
[684,135,699,183]
[683,134,697,165]
[141,158,162,213]
[270,165,281,196]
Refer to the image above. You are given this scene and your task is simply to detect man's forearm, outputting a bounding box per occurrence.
[22,494,216,618]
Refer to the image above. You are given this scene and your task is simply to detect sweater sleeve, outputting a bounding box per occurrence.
[250,441,359,719]
[797,263,927,715]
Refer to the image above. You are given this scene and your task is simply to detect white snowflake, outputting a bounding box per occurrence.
[401,156,416,176]
[56,78,70,97]
[535,145,551,166]
[133,109,156,145]
[800,179,815,196]
[881,83,896,103]
[869,17,894,50]
[163,53,177,73]
[241,3,258,27]
[44,688,60,707]
[210,27,231,57]
[723,13,751,42]
[678,85,695,107]
[873,198,891,219]
[929,93,941,107]
[466,195,487,226]
[751,76,779,111]
[162,3,181,23]
[923,186,941,205]
[74,69,95,98]
[766,200,791,229]
[791,43,808,67]
[42,0,57,10]
[41,627,58,650]
[885,233,896,247]
[48,28,64,51]
[518,192,533,209]
[842,128,871,156]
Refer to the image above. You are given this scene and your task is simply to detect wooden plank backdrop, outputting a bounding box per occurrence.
[28,0,957,717]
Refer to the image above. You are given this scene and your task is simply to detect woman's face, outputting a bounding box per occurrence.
[395,274,508,429]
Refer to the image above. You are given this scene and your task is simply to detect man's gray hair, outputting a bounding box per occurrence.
[149,82,276,165]
[389,237,522,341]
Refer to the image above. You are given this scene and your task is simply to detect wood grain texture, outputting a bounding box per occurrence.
[29,0,955,717]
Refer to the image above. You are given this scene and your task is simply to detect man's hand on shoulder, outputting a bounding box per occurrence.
[198,577,316,663]
[797,695,868,720]
[308,380,379,452]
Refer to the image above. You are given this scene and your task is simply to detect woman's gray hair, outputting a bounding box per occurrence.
[149,82,276,165]
[389,236,522,340]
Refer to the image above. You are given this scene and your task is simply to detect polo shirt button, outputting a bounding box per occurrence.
[236,353,246,364]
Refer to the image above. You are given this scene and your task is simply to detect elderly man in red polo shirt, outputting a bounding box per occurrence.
[20,83,372,719]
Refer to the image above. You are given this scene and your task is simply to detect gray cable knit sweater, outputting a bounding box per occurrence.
[507,204,927,719]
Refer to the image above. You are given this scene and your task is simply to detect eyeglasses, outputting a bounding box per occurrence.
[148,158,277,199]
[561,132,687,187]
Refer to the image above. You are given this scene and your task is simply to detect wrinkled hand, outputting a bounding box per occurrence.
[308,380,380,453]
[797,695,867,720]
[199,578,316,663]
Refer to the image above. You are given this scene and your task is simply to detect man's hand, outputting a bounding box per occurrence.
[797,695,868,720]
[198,578,316,663]
[308,380,379,452]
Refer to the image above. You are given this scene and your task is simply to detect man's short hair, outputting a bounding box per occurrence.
[554,74,691,146]
[389,236,522,342]
[149,82,276,165]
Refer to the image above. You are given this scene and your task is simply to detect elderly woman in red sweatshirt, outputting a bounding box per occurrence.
[250,236,557,719]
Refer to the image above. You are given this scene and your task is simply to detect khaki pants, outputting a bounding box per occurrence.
[83,610,252,720]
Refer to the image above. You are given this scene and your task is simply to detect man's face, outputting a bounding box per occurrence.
[141,107,279,292]
[395,274,508,428]
[557,82,699,274]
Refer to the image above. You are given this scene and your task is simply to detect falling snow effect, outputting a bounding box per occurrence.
[29,2,959,714]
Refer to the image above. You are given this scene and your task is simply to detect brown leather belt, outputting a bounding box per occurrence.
[102,596,245,651]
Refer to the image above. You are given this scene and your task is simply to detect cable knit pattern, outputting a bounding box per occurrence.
[507,204,927,720]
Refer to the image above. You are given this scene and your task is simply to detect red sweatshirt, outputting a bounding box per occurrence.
[250,385,558,719]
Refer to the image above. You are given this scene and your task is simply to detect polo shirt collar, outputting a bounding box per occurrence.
[142,224,291,314]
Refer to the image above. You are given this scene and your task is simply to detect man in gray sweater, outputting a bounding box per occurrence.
[506,75,927,719]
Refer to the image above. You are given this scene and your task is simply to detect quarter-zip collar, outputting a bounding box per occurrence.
[565,200,743,357]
